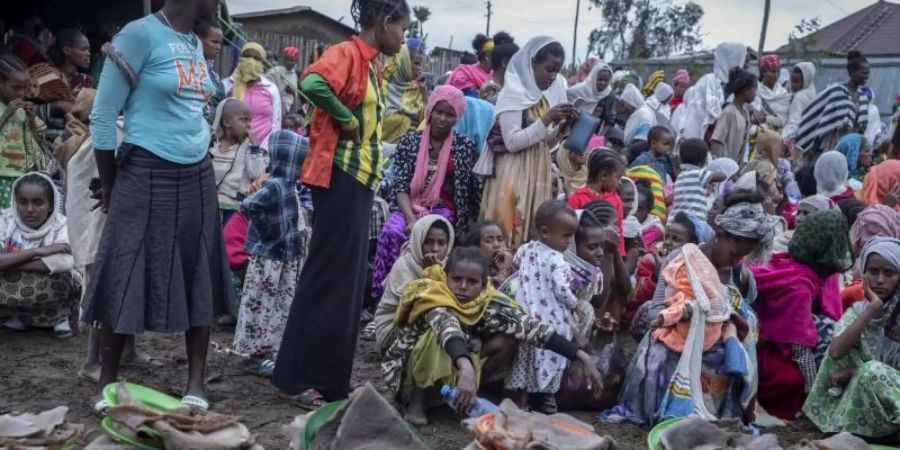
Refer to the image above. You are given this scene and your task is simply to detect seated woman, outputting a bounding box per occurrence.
[752,209,850,420]
[372,215,454,354]
[605,191,777,426]
[372,85,482,300]
[803,237,900,439]
[773,194,835,253]
[382,247,602,425]
[0,172,79,338]
[618,84,656,144]
[815,150,856,203]
[842,205,900,309]
[459,220,515,288]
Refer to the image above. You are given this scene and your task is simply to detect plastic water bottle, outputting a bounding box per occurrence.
[440,385,499,418]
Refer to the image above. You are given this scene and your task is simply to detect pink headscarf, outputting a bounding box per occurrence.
[672,69,691,86]
[849,204,900,254]
[586,135,605,155]
[410,85,466,215]
[282,47,299,59]
[759,54,781,72]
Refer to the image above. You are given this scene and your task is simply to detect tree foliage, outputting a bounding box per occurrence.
[587,0,704,60]
[789,17,822,41]
[408,6,432,38]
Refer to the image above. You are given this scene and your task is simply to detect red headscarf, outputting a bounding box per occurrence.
[282,46,299,59]
[759,54,781,72]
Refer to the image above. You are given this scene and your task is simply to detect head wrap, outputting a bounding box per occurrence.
[480,39,495,55]
[758,54,781,72]
[793,62,817,92]
[715,201,779,262]
[653,82,674,103]
[411,85,466,215]
[232,42,267,101]
[643,70,666,97]
[713,42,748,83]
[853,237,900,368]
[814,150,849,198]
[834,133,863,178]
[282,46,299,59]
[566,61,613,111]
[672,69,691,87]
[863,160,900,212]
[619,83,647,110]
[849,204,900,255]
[859,236,900,278]
[798,194,835,213]
[789,209,851,277]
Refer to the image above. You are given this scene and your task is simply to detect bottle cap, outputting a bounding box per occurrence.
[440,385,451,396]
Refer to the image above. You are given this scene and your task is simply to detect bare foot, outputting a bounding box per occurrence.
[121,347,161,366]
[78,364,101,384]
[404,389,428,426]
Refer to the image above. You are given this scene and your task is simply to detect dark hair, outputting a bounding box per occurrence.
[587,148,625,182]
[791,66,804,84]
[460,220,505,247]
[473,34,492,58]
[534,199,576,230]
[837,198,867,228]
[47,28,86,67]
[460,52,478,65]
[575,202,610,245]
[446,246,491,281]
[194,19,221,38]
[533,42,565,64]
[680,138,709,166]
[724,67,757,97]
[0,54,27,82]
[428,219,452,240]
[635,181,654,211]
[490,43,519,71]
[795,165,817,197]
[671,211,699,244]
[14,173,55,210]
[582,200,617,227]
[723,189,765,208]
[492,31,514,46]
[351,0,410,28]
[648,126,672,145]
[847,50,868,75]
[625,140,650,165]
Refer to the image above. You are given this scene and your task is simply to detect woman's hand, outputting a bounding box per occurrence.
[422,252,441,268]
[576,350,604,397]
[542,104,577,126]
[825,366,856,389]
[572,328,590,351]
[339,126,361,145]
[454,357,477,414]
[403,215,416,235]
[599,228,619,255]
[32,244,70,258]
[864,278,884,311]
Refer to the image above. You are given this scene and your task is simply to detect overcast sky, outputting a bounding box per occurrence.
[228,0,876,63]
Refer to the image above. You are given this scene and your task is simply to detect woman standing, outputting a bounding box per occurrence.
[566,61,616,134]
[272,0,410,409]
[195,20,225,125]
[619,84,657,144]
[803,237,900,439]
[84,0,231,412]
[754,54,791,131]
[475,36,576,248]
[223,43,281,150]
[371,85,481,300]
[669,69,690,113]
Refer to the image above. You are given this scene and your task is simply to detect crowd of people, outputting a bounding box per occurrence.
[3,0,900,443]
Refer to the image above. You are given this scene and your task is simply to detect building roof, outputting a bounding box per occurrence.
[776,0,900,56]
[232,5,355,34]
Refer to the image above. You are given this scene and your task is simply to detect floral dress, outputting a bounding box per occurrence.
[504,241,580,393]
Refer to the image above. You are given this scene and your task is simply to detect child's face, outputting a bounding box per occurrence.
[636,193,652,223]
[617,182,635,214]
[664,222,691,254]
[576,227,605,267]
[15,184,51,230]
[794,202,818,228]
[224,104,252,140]
[423,227,451,261]
[447,260,487,303]
[0,71,29,103]
[596,165,625,193]
[742,85,758,103]
[479,224,505,257]
[540,212,578,252]
[650,132,674,157]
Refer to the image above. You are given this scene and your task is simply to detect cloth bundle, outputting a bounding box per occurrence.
[0,406,85,449]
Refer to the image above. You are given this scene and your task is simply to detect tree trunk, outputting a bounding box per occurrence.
[758,0,771,53]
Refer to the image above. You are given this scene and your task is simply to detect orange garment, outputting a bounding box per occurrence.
[301,36,381,188]
[652,254,725,352]
[862,160,900,212]
[840,278,864,311]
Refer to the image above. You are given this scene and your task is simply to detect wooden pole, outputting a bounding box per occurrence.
[759,0,771,53]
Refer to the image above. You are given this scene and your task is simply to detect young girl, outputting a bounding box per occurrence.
[460,220,515,287]
[504,199,581,413]
[711,67,757,163]
[635,181,664,249]
[210,98,265,225]
[385,247,601,425]
[0,55,45,209]
[618,177,643,274]
[233,131,309,377]
[569,149,626,257]
[0,172,78,338]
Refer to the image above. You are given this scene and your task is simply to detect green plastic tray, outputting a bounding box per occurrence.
[647,417,683,450]
[101,417,162,450]
[102,382,186,412]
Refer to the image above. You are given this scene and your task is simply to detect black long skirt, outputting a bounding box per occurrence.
[273,167,374,400]
[81,145,233,334]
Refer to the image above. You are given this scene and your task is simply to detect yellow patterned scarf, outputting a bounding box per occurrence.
[395,265,511,327]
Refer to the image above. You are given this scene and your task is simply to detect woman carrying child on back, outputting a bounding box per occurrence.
[383,246,603,425]
[210,98,265,225]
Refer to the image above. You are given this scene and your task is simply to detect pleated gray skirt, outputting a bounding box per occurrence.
[82,145,233,334]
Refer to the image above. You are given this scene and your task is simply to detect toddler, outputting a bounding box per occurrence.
[210,98,264,225]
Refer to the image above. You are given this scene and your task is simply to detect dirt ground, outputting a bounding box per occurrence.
[0,326,825,449]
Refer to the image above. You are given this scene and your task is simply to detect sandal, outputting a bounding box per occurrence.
[181,394,210,411]
[54,329,75,339]
[278,388,326,411]
[93,399,111,416]
[255,359,276,378]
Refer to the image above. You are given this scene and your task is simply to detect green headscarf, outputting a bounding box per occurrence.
[788,209,852,277]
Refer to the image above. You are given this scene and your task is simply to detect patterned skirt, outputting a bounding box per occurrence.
[0,271,81,328]
[233,256,302,359]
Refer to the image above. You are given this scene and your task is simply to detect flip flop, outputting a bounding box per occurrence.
[278,388,326,411]
[181,394,210,411]
[53,329,75,339]
[93,399,111,416]
[255,359,276,378]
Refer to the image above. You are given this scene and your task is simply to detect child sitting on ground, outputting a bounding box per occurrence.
[385,247,603,425]
[568,149,626,257]
[0,55,45,209]
[669,138,725,221]
[618,177,644,275]
[505,200,583,414]
[629,126,676,183]
[460,220,516,287]
[210,98,265,225]
[233,131,309,377]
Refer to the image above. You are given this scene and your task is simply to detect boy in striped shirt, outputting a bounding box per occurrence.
[670,138,725,221]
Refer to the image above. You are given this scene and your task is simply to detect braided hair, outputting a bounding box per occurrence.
[587,148,625,183]
[350,0,411,29]
[576,200,617,244]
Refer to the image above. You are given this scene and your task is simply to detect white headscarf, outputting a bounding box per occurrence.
[676,42,747,139]
[814,150,849,198]
[0,172,73,274]
[713,42,748,83]
[646,82,675,119]
[474,36,568,175]
[782,62,817,140]
[566,61,613,114]
[621,83,656,143]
